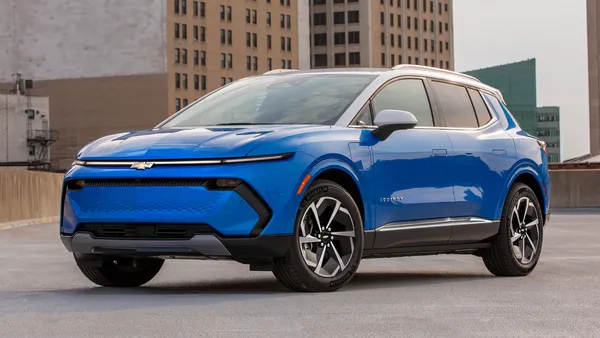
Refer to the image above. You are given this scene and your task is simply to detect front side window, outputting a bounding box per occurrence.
[160,74,376,127]
[371,79,434,127]
[430,81,478,128]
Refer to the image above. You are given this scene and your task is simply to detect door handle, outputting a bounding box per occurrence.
[432,149,448,156]
[492,149,507,155]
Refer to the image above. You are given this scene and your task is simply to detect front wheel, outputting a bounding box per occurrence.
[273,179,364,292]
[482,183,544,276]
[75,255,164,287]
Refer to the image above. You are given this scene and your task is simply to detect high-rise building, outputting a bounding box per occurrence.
[0,0,309,170]
[587,0,600,154]
[167,0,310,114]
[464,59,562,163]
[309,0,454,70]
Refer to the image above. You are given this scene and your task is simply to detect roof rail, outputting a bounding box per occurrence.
[263,69,299,75]
[391,64,482,83]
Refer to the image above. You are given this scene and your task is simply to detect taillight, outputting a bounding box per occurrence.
[537,139,548,156]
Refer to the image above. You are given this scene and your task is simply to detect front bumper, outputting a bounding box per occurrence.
[61,232,293,262]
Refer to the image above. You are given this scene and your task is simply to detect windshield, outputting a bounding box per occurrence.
[160,73,377,127]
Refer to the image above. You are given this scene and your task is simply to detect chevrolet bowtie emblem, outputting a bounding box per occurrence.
[131,162,155,170]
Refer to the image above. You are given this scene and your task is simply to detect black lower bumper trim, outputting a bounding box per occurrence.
[61,232,292,262]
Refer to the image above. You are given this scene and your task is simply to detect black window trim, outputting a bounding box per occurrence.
[347,76,500,131]
[347,75,441,129]
[424,78,499,131]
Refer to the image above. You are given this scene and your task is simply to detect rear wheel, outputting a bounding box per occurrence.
[482,183,544,276]
[273,179,364,292]
[75,255,164,287]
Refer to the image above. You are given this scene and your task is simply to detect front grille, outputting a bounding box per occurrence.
[83,179,208,187]
[77,223,214,239]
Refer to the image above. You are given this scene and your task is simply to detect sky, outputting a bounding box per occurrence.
[453,0,590,161]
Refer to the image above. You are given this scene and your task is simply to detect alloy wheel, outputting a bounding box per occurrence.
[298,197,356,278]
[509,196,541,265]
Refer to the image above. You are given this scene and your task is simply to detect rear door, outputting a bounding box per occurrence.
[427,80,517,244]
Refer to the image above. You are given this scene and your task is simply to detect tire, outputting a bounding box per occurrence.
[482,183,544,276]
[273,179,364,292]
[74,255,164,287]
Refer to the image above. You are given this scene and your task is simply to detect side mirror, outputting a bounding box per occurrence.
[372,109,418,140]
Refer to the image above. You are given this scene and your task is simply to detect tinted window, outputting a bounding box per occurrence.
[431,81,478,128]
[467,88,492,126]
[351,102,373,126]
[372,79,434,127]
[161,74,376,127]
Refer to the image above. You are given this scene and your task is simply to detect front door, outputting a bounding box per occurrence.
[364,78,456,248]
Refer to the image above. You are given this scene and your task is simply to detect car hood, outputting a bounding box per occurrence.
[77,125,330,160]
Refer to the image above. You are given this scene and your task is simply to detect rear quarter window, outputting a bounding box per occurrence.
[430,81,478,128]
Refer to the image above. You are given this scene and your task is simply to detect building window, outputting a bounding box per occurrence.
[182,74,188,89]
[430,20,434,32]
[200,26,206,41]
[446,61,450,69]
[174,48,180,63]
[287,37,292,52]
[175,73,181,89]
[445,41,449,50]
[414,37,418,50]
[390,34,394,47]
[414,17,418,30]
[253,56,258,71]
[286,15,291,29]
[398,34,402,48]
[445,22,449,31]
[220,5,225,20]
[175,0,179,14]
[252,10,257,24]
[281,59,286,68]
[408,56,412,64]
[349,52,360,65]
[381,32,385,45]
[380,12,385,25]
[267,35,272,49]
[227,6,232,21]
[439,21,443,34]
[335,53,346,66]
[221,77,227,86]
[227,30,232,45]
[228,53,233,69]
[194,74,199,90]
[281,37,286,51]
[314,33,327,46]
[398,14,402,27]
[314,54,327,67]
[200,51,206,66]
[334,12,345,24]
[407,36,411,49]
[280,14,285,28]
[445,3,448,11]
[423,19,427,31]
[253,33,258,48]
[200,1,205,16]
[201,75,206,90]
[221,53,226,68]
[267,12,271,26]
[313,13,326,25]
[193,25,198,40]
[407,16,411,29]
[181,1,187,15]
[193,50,199,66]
[439,2,442,14]
[181,24,187,39]
[246,32,251,47]
[174,23,180,38]
[391,54,395,66]
[424,39,428,51]
[348,31,360,44]
[267,58,272,70]
[390,13,394,27]
[439,41,443,53]
[182,48,187,64]
[246,9,251,23]
[381,53,386,67]
[247,56,252,70]
[175,98,181,111]
[348,11,359,23]
[334,32,345,45]
[193,1,198,16]
[220,29,226,44]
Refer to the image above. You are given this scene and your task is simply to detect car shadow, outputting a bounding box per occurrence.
[47,270,492,296]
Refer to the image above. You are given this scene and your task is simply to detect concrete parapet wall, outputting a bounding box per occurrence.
[0,170,63,223]
[549,170,600,208]
[0,169,599,225]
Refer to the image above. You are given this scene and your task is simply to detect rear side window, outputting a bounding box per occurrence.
[467,88,492,126]
[372,79,434,127]
[430,81,478,128]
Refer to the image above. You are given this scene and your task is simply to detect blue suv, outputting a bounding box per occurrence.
[60,66,551,292]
